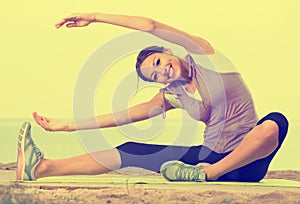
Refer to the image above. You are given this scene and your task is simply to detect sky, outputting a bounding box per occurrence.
[0,0,299,121]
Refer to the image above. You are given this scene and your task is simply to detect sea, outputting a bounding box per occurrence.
[0,118,299,170]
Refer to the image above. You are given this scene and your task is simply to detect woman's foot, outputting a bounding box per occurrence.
[160,161,206,182]
[17,122,43,181]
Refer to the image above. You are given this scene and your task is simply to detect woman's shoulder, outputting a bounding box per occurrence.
[160,80,187,94]
[186,49,238,73]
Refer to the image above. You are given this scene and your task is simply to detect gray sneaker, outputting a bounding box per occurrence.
[160,160,206,182]
[17,122,43,181]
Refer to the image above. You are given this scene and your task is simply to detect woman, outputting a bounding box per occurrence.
[17,12,288,182]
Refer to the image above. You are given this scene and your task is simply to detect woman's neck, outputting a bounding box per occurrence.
[179,58,192,82]
[178,58,196,94]
[184,80,196,94]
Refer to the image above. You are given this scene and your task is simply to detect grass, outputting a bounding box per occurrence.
[0,186,52,204]
[213,198,235,204]
[0,185,84,204]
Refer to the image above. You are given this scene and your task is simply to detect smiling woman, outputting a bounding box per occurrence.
[16,12,289,183]
[136,46,185,84]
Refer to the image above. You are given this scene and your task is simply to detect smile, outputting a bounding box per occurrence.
[168,64,174,79]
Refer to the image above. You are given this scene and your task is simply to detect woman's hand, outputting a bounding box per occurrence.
[55,13,95,29]
[32,112,74,132]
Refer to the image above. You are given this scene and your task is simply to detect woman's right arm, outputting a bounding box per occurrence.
[33,92,174,132]
[55,12,214,54]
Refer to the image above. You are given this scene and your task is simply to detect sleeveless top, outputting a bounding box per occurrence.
[160,51,258,153]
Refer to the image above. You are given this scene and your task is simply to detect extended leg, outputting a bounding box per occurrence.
[35,149,121,179]
[17,122,122,180]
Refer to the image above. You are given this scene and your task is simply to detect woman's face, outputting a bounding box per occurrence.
[140,52,182,84]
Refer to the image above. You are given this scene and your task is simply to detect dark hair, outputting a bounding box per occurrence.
[136,46,164,82]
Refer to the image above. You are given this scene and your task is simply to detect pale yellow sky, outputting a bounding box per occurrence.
[0,0,299,121]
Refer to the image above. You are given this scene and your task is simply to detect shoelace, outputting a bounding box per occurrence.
[32,143,43,158]
[176,164,201,181]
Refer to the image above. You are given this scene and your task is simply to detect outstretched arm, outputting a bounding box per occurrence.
[33,92,174,132]
[55,13,214,54]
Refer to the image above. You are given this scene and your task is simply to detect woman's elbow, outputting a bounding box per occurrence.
[139,17,156,31]
[205,44,215,55]
[112,113,128,126]
[149,19,158,31]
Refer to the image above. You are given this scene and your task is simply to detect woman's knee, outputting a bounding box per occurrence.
[259,120,279,142]
[116,142,142,153]
[257,112,289,143]
[242,120,279,158]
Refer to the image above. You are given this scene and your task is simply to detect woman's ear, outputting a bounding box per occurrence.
[163,48,173,55]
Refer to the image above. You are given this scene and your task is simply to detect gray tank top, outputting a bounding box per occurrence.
[160,53,258,153]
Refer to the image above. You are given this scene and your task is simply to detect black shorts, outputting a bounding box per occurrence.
[116,112,289,182]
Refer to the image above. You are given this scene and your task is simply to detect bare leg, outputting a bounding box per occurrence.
[202,120,279,180]
[35,148,121,179]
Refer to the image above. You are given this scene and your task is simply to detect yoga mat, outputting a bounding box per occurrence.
[33,175,300,188]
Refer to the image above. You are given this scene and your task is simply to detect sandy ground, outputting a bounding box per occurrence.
[1,163,300,204]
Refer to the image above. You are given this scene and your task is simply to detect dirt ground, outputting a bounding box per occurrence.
[1,163,300,204]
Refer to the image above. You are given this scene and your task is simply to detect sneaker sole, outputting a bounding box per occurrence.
[17,122,31,181]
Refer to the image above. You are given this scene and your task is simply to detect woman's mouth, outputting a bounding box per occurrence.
[168,64,174,79]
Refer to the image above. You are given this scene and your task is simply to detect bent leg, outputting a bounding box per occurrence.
[36,148,121,179]
[204,112,288,181]
[117,142,224,172]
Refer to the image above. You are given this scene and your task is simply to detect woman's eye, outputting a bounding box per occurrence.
[156,59,160,66]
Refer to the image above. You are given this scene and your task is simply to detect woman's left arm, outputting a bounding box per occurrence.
[150,20,215,55]
[55,12,214,54]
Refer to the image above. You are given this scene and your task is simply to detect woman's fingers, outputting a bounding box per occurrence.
[37,116,51,130]
[32,112,42,124]
[41,116,48,122]
[32,112,38,120]
[32,112,55,131]
[55,19,76,28]
[55,13,93,29]
[55,20,80,28]
[32,112,49,129]
[55,14,80,28]
[55,19,67,28]
[65,22,78,28]
[63,13,80,21]
[45,117,50,123]
[40,120,49,131]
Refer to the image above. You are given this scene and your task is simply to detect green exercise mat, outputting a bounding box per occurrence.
[33,174,300,188]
